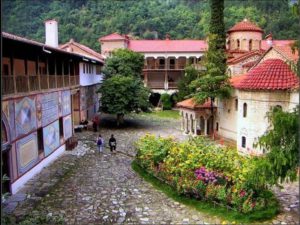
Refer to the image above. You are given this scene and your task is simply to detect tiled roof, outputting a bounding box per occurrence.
[261,40,295,50]
[128,40,207,52]
[273,45,299,62]
[176,98,216,110]
[60,39,104,62]
[2,32,103,63]
[242,61,257,68]
[230,74,247,87]
[228,19,263,33]
[99,33,126,41]
[227,50,264,64]
[236,59,299,90]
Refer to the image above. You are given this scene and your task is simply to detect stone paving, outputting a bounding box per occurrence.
[3,113,299,224]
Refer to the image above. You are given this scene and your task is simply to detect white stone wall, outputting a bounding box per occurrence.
[215,90,238,141]
[229,31,262,51]
[289,91,299,111]
[79,62,103,86]
[236,91,292,155]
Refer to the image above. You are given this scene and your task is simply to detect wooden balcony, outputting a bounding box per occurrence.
[168,81,178,89]
[147,81,165,89]
[2,74,79,96]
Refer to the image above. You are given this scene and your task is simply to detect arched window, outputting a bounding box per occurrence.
[249,39,253,51]
[235,99,238,111]
[242,136,246,148]
[243,103,247,117]
[237,39,240,49]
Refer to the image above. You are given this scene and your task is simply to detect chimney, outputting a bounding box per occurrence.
[265,33,273,47]
[45,19,58,48]
[165,33,170,40]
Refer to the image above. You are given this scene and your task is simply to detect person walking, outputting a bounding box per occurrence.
[109,134,117,153]
[96,134,103,153]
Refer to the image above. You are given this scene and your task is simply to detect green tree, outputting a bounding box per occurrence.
[98,75,149,126]
[177,65,199,101]
[98,48,149,125]
[103,49,145,79]
[191,0,231,137]
[255,106,299,185]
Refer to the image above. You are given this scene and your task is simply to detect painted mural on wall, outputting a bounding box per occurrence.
[41,92,59,127]
[63,115,72,140]
[16,132,39,175]
[43,120,60,157]
[2,100,15,141]
[80,87,86,110]
[15,97,37,138]
[62,90,71,116]
[36,95,42,128]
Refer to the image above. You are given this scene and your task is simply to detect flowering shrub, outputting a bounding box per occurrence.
[135,135,278,213]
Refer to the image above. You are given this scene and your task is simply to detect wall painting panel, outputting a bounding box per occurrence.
[43,120,60,157]
[41,92,59,126]
[16,132,39,175]
[63,115,72,140]
[15,97,37,138]
[61,90,71,116]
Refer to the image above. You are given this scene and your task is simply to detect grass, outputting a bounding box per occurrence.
[131,160,279,224]
[140,109,181,119]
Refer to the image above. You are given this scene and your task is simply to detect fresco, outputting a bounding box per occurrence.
[61,90,71,116]
[16,132,39,175]
[80,87,86,110]
[58,91,62,117]
[63,115,72,140]
[36,95,42,128]
[15,97,37,137]
[41,92,59,126]
[43,120,60,157]
[2,100,15,141]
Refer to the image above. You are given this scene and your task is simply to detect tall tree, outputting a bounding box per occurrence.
[191,0,231,137]
[177,65,199,101]
[98,49,149,125]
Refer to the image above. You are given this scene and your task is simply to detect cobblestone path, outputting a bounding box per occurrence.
[3,114,299,224]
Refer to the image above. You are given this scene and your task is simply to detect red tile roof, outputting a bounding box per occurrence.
[273,45,299,62]
[128,40,207,52]
[261,40,295,50]
[227,50,264,64]
[236,59,299,90]
[228,19,263,33]
[176,98,216,110]
[2,32,103,63]
[99,33,126,41]
[60,39,104,62]
[230,74,247,87]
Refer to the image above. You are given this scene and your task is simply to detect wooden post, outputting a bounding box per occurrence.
[68,61,71,86]
[46,58,49,89]
[54,57,57,88]
[165,57,168,89]
[62,61,65,87]
[10,51,16,94]
[25,57,30,92]
[36,55,41,90]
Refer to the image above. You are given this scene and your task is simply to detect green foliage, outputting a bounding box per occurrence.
[135,135,279,214]
[160,93,172,110]
[103,49,145,79]
[98,75,149,115]
[192,0,231,103]
[255,106,299,185]
[18,214,64,225]
[177,65,199,101]
[2,0,299,50]
[140,110,181,120]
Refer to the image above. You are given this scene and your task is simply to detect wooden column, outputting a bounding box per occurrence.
[54,57,57,88]
[36,55,41,90]
[68,61,71,86]
[164,57,168,90]
[62,61,65,87]
[10,51,16,94]
[204,118,207,136]
[46,58,49,89]
[25,57,30,91]
[144,71,148,87]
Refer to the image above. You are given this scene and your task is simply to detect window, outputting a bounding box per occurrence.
[237,39,240,49]
[235,99,238,111]
[249,39,253,51]
[243,103,247,117]
[242,136,246,148]
[59,117,63,138]
[37,128,44,155]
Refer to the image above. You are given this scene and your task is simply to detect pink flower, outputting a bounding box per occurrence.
[239,190,246,197]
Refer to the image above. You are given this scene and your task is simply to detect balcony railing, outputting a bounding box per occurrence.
[168,81,178,89]
[2,74,79,96]
[147,81,165,89]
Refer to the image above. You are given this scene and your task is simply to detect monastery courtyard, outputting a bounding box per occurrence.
[3,114,299,225]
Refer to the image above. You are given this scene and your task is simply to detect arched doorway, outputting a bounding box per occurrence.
[199,116,205,135]
[2,117,11,193]
[206,116,213,135]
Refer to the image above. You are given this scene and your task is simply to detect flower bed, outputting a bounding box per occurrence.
[135,134,278,214]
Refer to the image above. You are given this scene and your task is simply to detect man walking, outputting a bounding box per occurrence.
[109,134,117,153]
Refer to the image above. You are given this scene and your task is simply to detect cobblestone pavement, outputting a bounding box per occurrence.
[3,114,299,224]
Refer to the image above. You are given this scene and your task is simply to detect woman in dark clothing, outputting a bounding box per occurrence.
[109,134,117,153]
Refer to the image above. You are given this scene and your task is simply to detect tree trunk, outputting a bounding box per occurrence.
[116,113,124,126]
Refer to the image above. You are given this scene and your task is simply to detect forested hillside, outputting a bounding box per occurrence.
[2,0,299,51]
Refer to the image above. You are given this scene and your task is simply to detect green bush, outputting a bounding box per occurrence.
[135,135,278,214]
[160,93,172,110]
